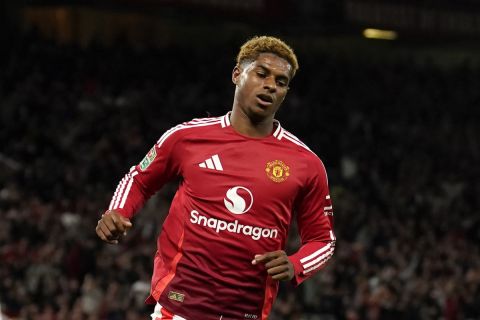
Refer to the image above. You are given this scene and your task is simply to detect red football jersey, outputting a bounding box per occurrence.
[108,113,335,320]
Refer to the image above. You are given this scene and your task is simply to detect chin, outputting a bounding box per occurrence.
[247,106,272,122]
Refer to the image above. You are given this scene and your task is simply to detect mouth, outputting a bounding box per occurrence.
[256,93,274,106]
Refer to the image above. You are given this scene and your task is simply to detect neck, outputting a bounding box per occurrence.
[230,106,274,138]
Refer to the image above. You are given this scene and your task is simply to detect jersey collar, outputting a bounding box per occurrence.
[221,112,283,140]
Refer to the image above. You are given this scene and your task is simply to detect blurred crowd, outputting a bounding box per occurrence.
[1,32,479,320]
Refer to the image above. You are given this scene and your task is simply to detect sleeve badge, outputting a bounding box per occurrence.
[139,146,157,171]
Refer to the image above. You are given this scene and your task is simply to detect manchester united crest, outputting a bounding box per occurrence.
[265,160,290,183]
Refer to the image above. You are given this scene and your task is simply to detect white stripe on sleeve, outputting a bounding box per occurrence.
[302,246,335,269]
[300,243,332,264]
[303,248,335,274]
[113,176,128,209]
[119,171,138,209]
[109,176,127,210]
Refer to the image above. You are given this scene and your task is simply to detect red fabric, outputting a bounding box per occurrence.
[158,305,175,319]
[151,230,185,301]
[261,277,277,320]
[108,114,335,319]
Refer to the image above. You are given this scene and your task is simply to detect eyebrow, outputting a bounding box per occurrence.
[256,64,290,81]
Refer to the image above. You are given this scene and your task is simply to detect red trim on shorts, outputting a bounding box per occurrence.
[261,277,275,319]
[151,230,185,300]
[159,305,175,319]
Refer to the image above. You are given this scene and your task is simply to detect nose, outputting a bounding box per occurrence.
[263,76,276,92]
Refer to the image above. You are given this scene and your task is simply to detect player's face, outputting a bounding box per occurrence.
[232,53,292,121]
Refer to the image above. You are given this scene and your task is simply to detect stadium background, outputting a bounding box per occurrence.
[1,0,479,319]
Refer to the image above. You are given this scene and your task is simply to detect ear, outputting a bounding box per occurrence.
[232,65,241,85]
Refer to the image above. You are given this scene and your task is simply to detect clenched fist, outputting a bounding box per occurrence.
[96,210,132,244]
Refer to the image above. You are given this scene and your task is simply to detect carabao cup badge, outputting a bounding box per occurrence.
[140,146,157,171]
[265,160,290,183]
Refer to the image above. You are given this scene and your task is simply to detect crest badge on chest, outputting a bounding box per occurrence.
[265,160,290,183]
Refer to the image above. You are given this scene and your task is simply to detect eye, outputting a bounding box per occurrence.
[257,72,266,78]
[277,80,287,87]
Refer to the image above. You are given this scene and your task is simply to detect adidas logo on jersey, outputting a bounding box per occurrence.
[198,154,223,171]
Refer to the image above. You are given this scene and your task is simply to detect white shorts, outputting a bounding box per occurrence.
[150,302,187,320]
[150,302,227,320]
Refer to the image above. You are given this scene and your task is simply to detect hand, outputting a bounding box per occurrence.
[251,250,294,281]
[96,210,132,244]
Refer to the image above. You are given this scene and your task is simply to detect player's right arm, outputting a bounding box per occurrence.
[96,125,184,244]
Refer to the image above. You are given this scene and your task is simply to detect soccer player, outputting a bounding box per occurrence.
[96,36,335,320]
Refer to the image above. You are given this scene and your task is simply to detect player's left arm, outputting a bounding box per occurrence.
[287,156,336,285]
[252,156,335,283]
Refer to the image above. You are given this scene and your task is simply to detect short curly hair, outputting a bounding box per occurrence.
[236,36,299,78]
